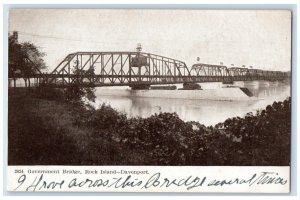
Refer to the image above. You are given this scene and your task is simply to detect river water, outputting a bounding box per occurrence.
[93,80,290,126]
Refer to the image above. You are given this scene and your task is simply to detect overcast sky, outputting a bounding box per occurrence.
[9,9,291,72]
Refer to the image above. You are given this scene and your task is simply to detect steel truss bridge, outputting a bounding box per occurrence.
[32,51,289,88]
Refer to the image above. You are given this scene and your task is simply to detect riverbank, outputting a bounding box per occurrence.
[8,87,291,165]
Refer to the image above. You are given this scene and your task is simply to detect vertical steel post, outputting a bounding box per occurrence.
[129,54,131,84]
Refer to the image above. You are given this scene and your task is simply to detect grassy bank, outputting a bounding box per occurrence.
[8,87,291,165]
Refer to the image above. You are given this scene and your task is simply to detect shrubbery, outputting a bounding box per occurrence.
[78,97,291,165]
[31,85,65,101]
[32,84,96,106]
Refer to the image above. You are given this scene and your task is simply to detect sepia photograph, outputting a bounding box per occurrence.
[7,9,291,169]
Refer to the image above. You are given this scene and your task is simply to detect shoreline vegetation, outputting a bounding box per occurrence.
[8,85,290,166]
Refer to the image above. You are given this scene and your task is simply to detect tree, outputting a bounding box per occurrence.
[8,34,47,88]
[8,35,21,87]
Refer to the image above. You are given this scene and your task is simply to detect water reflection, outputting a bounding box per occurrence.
[94,80,290,126]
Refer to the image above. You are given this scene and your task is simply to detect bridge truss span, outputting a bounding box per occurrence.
[36,51,290,87]
[46,51,190,87]
[190,63,232,83]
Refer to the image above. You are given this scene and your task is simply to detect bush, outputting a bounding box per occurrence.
[64,83,86,104]
[215,97,291,165]
[87,104,127,130]
[31,86,65,101]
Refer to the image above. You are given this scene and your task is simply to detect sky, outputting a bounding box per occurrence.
[9,9,291,72]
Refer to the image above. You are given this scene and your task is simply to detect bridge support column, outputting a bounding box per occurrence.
[182,82,202,90]
[222,80,234,84]
[130,84,150,90]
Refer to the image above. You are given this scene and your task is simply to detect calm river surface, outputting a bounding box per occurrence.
[93,80,290,126]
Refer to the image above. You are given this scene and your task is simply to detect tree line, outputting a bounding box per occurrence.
[8,33,47,87]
